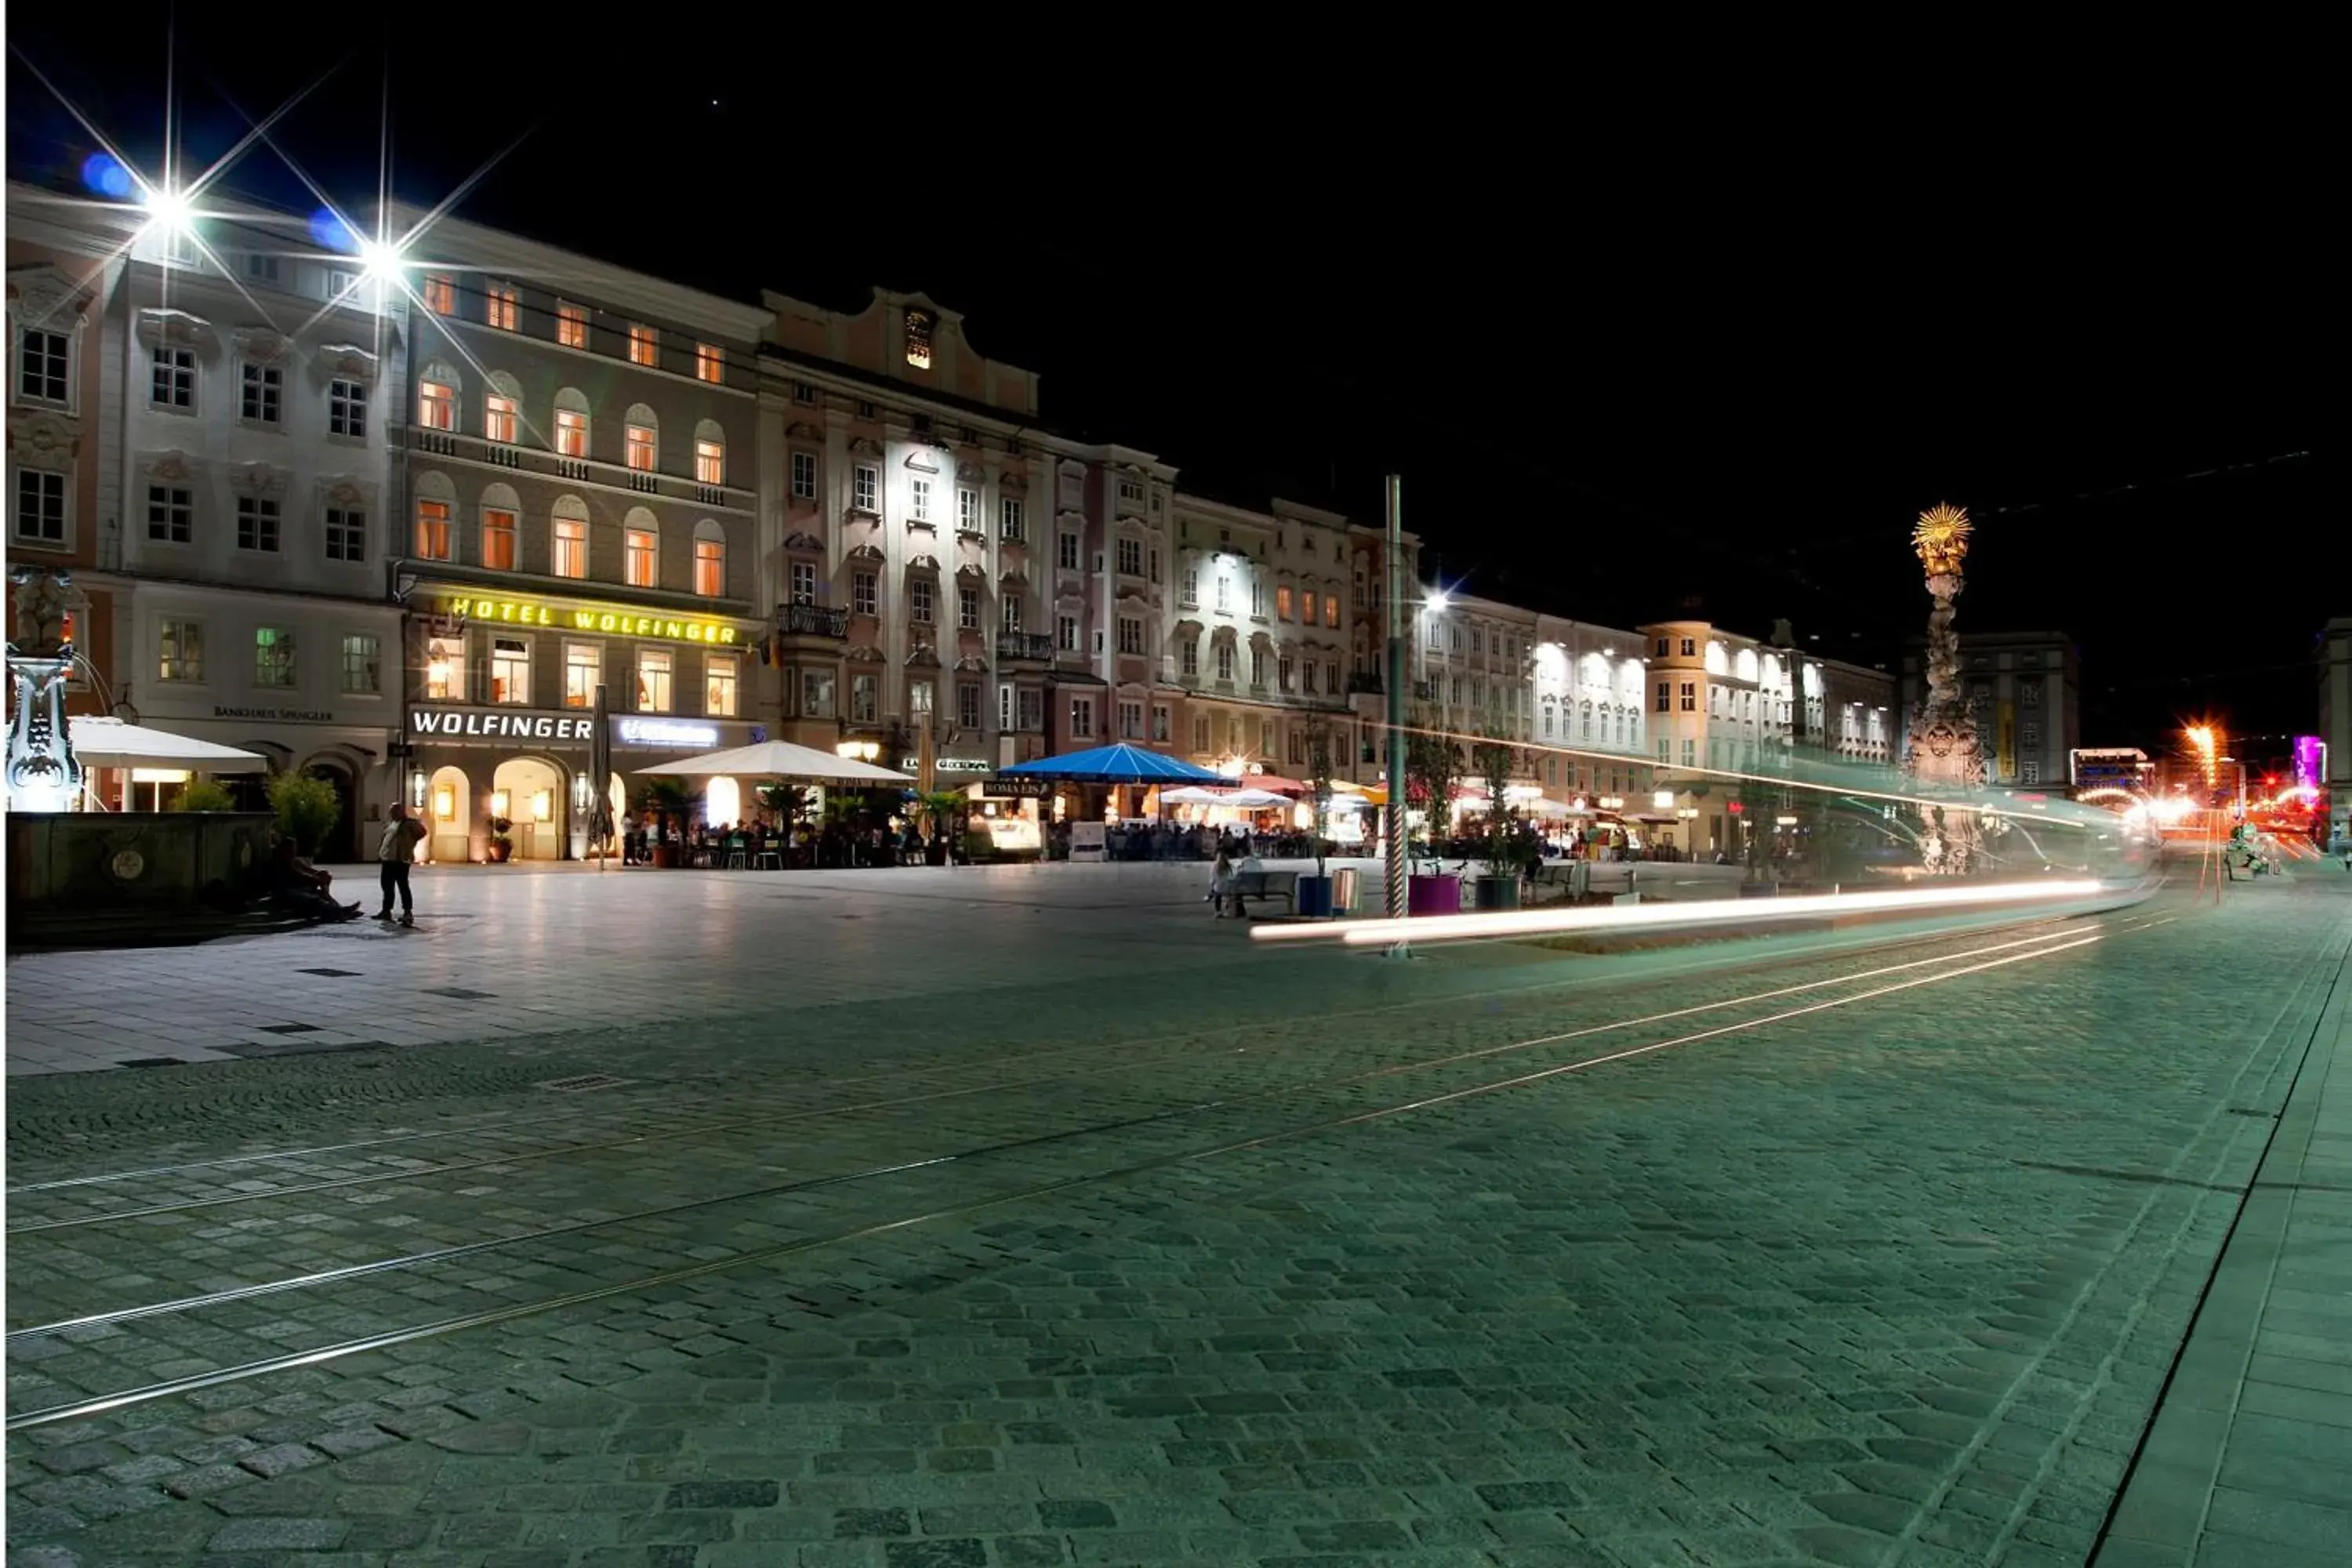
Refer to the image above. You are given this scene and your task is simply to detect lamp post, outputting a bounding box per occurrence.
[1384,476,1407,928]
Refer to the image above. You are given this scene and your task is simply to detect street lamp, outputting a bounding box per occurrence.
[836,739,878,762]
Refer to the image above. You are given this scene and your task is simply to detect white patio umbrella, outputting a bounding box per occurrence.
[633,738,913,785]
[67,717,267,771]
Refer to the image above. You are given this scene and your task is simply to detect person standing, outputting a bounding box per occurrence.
[376,803,427,926]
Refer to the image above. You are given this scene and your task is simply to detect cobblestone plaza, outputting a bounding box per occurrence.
[5,863,2349,1567]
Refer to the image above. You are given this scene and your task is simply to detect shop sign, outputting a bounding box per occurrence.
[901,756,993,773]
[617,717,720,748]
[434,593,742,645]
[980,775,1051,799]
[213,704,336,723]
[409,706,597,743]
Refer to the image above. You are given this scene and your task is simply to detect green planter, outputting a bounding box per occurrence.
[1472,875,1522,910]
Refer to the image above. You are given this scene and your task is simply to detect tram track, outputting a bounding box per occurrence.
[6,900,2148,1221]
[5,917,2128,1431]
[5,913,2144,1236]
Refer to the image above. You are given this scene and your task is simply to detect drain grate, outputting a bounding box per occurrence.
[298,967,361,978]
[425,986,498,1000]
[538,1073,630,1094]
[256,1022,321,1035]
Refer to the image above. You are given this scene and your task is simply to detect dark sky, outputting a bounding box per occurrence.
[9,13,2332,751]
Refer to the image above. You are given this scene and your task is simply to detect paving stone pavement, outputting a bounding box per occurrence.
[5,866,2350,1566]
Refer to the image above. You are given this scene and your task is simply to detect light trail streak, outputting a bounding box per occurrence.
[1252,878,2111,949]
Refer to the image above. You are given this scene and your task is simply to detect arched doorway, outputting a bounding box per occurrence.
[426,765,470,863]
[492,756,565,861]
[302,758,361,862]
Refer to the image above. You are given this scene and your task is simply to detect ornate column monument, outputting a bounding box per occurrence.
[1906,504,1985,873]
[6,568,83,812]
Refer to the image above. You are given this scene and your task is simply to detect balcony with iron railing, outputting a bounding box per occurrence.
[776,603,849,639]
[996,631,1054,662]
[401,425,756,514]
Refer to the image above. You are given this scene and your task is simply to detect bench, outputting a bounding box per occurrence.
[1230,869,1299,915]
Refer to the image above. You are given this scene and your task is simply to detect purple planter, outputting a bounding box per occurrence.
[1407,873,1461,916]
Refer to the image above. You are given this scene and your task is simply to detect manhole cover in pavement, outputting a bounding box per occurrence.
[298,967,361,977]
[425,987,498,1000]
[121,1057,185,1069]
[256,1022,321,1035]
[537,1074,630,1094]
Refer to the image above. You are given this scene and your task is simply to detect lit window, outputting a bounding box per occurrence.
[150,346,194,408]
[18,329,68,401]
[552,515,586,579]
[240,362,282,423]
[423,274,456,314]
[146,485,193,544]
[790,452,816,500]
[554,407,588,457]
[1325,597,1340,629]
[853,464,878,512]
[910,579,934,624]
[910,477,931,521]
[482,508,517,571]
[491,636,530,704]
[158,620,202,682]
[627,324,658,366]
[485,283,518,331]
[563,643,600,708]
[341,633,380,694]
[694,343,724,383]
[694,533,725,597]
[236,496,281,553]
[694,439,725,486]
[328,378,367,437]
[485,393,518,444]
[253,626,297,688]
[1276,585,1294,621]
[556,303,586,348]
[417,379,455,431]
[625,527,659,588]
[625,423,655,471]
[635,648,673,710]
[1302,590,1318,626]
[325,506,365,562]
[704,652,739,716]
[905,309,934,368]
[415,499,452,560]
[425,634,462,700]
[853,571,877,616]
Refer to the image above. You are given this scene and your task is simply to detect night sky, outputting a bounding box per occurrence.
[9,15,2330,755]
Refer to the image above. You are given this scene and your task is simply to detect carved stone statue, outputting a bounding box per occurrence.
[1904,505,1984,873]
[12,567,74,656]
[7,568,84,810]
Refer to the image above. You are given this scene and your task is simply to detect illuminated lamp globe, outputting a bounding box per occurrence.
[357,238,404,285]
[1425,589,1450,615]
[141,183,193,237]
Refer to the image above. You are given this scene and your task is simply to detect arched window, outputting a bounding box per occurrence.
[623,506,659,588]
[692,519,725,597]
[480,482,521,572]
[1735,648,1759,683]
[692,418,726,487]
[550,495,590,579]
[412,470,456,561]
[623,403,658,474]
[484,372,521,445]
[416,361,459,432]
[553,388,590,459]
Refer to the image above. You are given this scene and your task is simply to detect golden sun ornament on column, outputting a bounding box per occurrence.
[1911,503,1973,577]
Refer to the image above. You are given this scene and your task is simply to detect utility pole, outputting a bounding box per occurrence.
[1385,474,1407,930]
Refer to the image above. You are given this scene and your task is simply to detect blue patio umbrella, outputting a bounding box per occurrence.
[998,743,1226,785]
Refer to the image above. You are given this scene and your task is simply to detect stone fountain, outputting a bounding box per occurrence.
[1905,504,1986,874]
[5,568,82,812]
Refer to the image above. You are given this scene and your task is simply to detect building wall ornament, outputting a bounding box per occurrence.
[904,450,942,474]
[781,529,826,554]
[315,343,380,381]
[6,263,96,330]
[134,307,212,348]
[228,462,293,503]
[848,437,883,459]
[7,411,79,466]
[232,326,290,362]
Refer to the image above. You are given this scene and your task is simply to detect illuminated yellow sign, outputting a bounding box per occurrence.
[436,595,739,644]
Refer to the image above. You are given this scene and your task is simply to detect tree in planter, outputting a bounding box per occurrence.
[171,779,235,813]
[917,790,967,862]
[1406,730,1463,853]
[264,770,340,855]
[1472,729,1517,875]
[757,782,811,846]
[1301,715,1337,880]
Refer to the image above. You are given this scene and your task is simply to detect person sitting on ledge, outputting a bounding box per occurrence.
[268,834,361,923]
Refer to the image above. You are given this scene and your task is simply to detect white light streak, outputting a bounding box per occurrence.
[1250,878,2111,949]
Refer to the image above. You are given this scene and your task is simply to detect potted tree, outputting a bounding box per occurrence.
[485,815,514,863]
[1295,718,1339,917]
[639,777,695,868]
[265,770,341,857]
[1405,731,1464,914]
[1470,731,1523,909]
[918,790,966,866]
[171,779,234,813]
[758,782,811,860]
